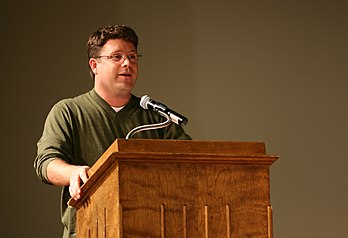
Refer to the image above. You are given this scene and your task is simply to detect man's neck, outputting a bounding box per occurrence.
[94,88,131,107]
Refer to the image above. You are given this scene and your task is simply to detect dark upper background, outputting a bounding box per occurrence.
[1,1,347,237]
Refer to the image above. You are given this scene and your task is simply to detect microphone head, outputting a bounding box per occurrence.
[140,95,151,109]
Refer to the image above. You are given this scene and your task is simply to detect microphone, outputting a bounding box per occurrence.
[140,95,188,126]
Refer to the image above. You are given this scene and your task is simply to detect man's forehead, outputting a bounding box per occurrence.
[101,39,136,53]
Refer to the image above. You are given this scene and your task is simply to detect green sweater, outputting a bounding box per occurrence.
[34,89,191,237]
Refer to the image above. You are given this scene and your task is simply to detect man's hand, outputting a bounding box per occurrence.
[47,159,90,200]
[69,165,90,200]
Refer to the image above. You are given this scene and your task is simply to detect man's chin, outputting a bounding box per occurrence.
[113,78,135,92]
[115,85,134,96]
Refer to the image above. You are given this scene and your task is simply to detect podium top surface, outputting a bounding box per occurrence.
[92,139,279,167]
[112,139,268,155]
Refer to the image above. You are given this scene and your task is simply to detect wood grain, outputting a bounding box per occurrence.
[71,139,278,237]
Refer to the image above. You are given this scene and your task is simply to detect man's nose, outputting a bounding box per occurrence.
[121,56,132,67]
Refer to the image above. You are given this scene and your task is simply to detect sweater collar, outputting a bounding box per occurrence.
[89,89,138,114]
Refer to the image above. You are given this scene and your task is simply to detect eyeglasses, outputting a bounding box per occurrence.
[95,53,142,63]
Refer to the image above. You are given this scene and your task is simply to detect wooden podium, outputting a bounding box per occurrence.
[68,139,278,238]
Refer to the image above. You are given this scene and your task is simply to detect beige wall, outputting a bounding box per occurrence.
[1,1,347,237]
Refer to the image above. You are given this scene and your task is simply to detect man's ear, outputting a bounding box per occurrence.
[89,58,98,75]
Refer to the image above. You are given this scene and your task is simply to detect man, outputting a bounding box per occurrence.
[34,24,191,237]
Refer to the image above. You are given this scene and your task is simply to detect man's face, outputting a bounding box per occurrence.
[91,39,139,98]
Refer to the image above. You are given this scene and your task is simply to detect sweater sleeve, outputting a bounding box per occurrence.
[34,101,76,184]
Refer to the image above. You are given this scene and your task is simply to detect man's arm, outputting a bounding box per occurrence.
[47,159,90,200]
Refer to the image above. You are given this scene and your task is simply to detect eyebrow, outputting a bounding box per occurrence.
[110,50,137,54]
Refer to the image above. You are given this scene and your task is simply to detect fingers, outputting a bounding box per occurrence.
[79,166,90,183]
[69,166,90,200]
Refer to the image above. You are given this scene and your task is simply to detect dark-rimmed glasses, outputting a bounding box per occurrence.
[95,53,142,63]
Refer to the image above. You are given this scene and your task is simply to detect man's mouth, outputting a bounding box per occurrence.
[119,73,132,77]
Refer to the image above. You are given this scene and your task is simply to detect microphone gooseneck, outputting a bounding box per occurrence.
[125,111,171,139]
[125,95,188,139]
